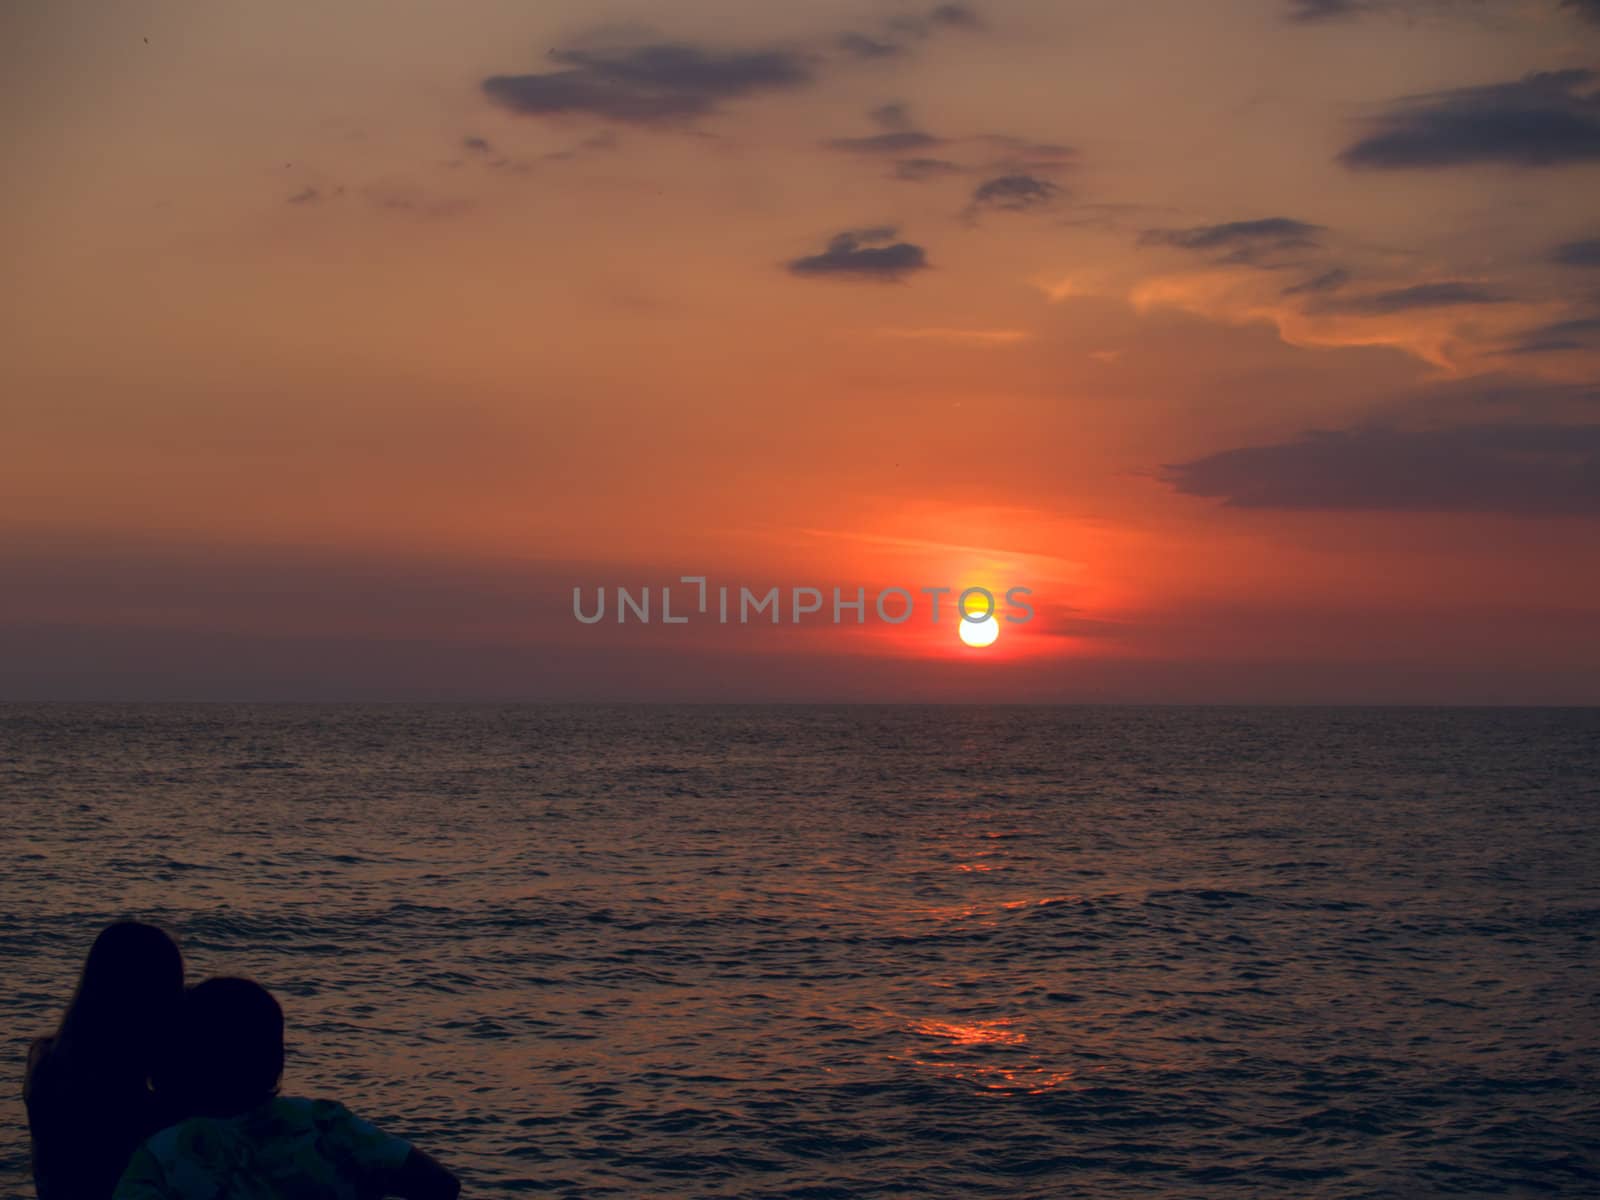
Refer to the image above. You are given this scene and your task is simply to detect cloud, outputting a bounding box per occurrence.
[1141,217,1323,264]
[870,103,913,130]
[836,32,902,58]
[482,41,814,125]
[462,136,492,153]
[875,327,1030,345]
[890,4,986,37]
[1165,423,1600,516]
[828,105,951,162]
[287,187,320,205]
[1506,339,1589,354]
[1287,0,1368,19]
[363,183,472,219]
[1131,267,1545,369]
[1325,281,1509,313]
[788,228,929,280]
[1552,236,1600,267]
[1503,315,1600,353]
[1340,69,1600,169]
[1282,267,1350,295]
[1369,375,1600,422]
[967,173,1061,213]
[837,5,986,60]
[1291,0,1600,25]
[894,156,965,181]
[826,106,1072,186]
[977,134,1076,170]
[826,130,945,154]
[930,4,985,30]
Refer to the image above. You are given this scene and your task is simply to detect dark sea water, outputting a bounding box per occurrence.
[2,704,1598,1198]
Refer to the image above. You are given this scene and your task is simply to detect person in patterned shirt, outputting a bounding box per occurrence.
[114,977,460,1200]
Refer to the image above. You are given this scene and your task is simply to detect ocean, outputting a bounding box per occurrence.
[2,704,1597,1198]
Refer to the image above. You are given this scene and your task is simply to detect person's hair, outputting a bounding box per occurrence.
[173,977,286,1117]
[54,921,184,1075]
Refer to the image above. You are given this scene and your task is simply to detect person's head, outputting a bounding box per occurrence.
[57,921,184,1069]
[172,977,285,1118]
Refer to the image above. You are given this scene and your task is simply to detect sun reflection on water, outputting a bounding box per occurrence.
[896,1017,1082,1097]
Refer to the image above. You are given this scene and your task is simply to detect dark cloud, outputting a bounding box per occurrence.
[977,134,1076,169]
[542,131,620,162]
[1552,236,1600,267]
[827,111,1072,184]
[1141,218,1323,263]
[825,130,945,154]
[1504,315,1600,353]
[870,103,912,130]
[1293,0,1600,25]
[1326,281,1509,314]
[968,173,1061,213]
[891,4,986,37]
[364,185,472,219]
[1378,375,1600,422]
[930,4,984,29]
[1165,423,1600,516]
[1287,0,1368,19]
[788,228,929,280]
[836,5,985,61]
[1340,69,1600,169]
[482,42,814,125]
[1506,339,1587,354]
[462,136,492,153]
[836,32,901,58]
[894,157,965,181]
[1282,267,1350,296]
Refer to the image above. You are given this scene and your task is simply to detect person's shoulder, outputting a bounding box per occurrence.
[288,1096,412,1166]
[142,1118,190,1161]
[270,1095,352,1124]
[258,1095,369,1139]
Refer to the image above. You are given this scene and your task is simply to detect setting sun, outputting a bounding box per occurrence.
[959,615,1000,648]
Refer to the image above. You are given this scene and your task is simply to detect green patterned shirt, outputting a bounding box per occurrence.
[113,1096,412,1200]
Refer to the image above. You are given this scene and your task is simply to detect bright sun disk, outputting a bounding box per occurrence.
[959,614,999,648]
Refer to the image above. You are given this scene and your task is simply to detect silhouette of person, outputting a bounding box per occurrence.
[113,976,460,1200]
[25,921,186,1200]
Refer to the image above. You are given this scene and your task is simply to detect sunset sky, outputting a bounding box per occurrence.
[4,0,1599,701]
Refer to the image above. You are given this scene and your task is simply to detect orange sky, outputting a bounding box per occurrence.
[3,0,1599,700]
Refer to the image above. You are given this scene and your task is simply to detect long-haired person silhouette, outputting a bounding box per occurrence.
[24,921,186,1200]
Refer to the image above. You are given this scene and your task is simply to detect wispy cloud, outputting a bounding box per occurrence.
[1551,236,1600,267]
[1166,422,1600,516]
[1282,267,1350,296]
[1503,315,1600,354]
[966,173,1062,215]
[826,130,946,154]
[1286,0,1369,20]
[788,228,929,280]
[1340,69,1600,169]
[1141,217,1323,255]
[482,41,815,125]
[893,157,966,181]
[1323,281,1510,314]
[874,327,1031,345]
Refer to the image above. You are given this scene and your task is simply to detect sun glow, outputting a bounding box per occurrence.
[958,614,999,648]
